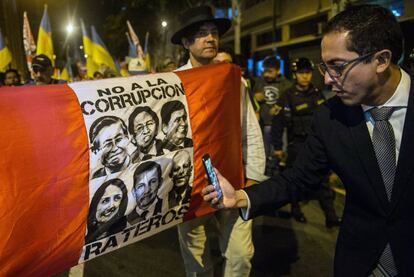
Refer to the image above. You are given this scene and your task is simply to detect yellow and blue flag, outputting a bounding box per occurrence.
[60,61,73,82]
[81,20,99,78]
[126,32,137,58]
[144,31,151,72]
[0,28,12,72]
[36,5,54,66]
[90,25,117,73]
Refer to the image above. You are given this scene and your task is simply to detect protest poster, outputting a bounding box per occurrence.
[0,63,244,276]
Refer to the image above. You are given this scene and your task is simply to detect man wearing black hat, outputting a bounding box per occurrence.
[171,5,266,277]
[30,54,66,85]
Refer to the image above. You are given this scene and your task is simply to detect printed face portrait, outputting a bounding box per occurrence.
[133,165,162,210]
[132,111,157,148]
[170,150,193,188]
[163,109,188,143]
[95,184,123,223]
[95,121,129,170]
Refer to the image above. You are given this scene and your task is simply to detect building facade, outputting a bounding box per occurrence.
[221,0,414,86]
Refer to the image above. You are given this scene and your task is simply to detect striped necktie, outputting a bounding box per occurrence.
[370,107,398,276]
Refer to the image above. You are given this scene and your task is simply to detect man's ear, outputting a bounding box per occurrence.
[376,50,392,73]
[182,38,190,49]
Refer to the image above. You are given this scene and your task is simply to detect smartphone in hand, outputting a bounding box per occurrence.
[202,154,223,200]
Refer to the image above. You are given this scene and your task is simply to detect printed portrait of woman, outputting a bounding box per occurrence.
[85,178,128,243]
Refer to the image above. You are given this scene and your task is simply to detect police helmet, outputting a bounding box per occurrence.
[291,57,314,72]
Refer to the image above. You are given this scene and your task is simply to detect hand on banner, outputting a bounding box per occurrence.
[202,168,248,210]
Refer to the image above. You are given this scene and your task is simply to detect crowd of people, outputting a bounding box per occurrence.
[2,3,414,277]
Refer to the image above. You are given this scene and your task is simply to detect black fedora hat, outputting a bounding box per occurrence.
[171,6,231,45]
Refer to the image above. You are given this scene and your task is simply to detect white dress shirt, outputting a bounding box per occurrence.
[362,69,411,162]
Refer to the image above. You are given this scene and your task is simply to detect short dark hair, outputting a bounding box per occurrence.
[133,161,162,189]
[89,116,128,152]
[263,56,280,70]
[323,4,403,64]
[161,101,186,127]
[5,69,20,79]
[128,106,159,136]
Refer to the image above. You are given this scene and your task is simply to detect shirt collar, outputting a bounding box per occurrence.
[138,142,158,159]
[176,59,193,71]
[361,68,411,112]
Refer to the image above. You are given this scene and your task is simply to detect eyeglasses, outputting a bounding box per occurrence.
[318,52,376,78]
[134,120,156,134]
[100,136,128,151]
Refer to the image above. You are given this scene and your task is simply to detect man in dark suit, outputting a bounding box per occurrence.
[203,5,413,277]
[89,116,130,179]
[127,161,164,225]
[168,150,193,209]
[128,106,164,163]
[161,100,193,151]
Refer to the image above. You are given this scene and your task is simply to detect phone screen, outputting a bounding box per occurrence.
[202,154,223,200]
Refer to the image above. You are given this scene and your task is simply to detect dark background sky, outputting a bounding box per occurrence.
[0,0,229,71]
[12,0,218,61]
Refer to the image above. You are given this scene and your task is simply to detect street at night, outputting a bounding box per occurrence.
[1,1,414,277]
[57,196,343,277]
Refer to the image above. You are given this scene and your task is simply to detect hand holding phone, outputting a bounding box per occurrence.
[202,154,223,200]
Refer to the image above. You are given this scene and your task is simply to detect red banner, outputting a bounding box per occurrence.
[0,63,244,276]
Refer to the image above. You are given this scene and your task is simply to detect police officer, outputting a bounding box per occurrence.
[272,57,341,227]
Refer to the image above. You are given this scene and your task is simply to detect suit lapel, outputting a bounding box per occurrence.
[391,76,414,211]
[347,105,390,210]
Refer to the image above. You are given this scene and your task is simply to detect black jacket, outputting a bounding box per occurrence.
[272,84,325,149]
[244,76,414,276]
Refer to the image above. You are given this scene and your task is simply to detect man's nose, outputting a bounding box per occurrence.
[143,184,150,193]
[205,33,216,41]
[108,198,114,207]
[324,71,336,86]
[143,125,150,133]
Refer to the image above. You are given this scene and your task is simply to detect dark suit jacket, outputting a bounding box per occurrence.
[245,75,414,276]
[162,137,193,152]
[127,197,163,225]
[92,167,106,179]
[131,139,164,164]
[168,186,191,209]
